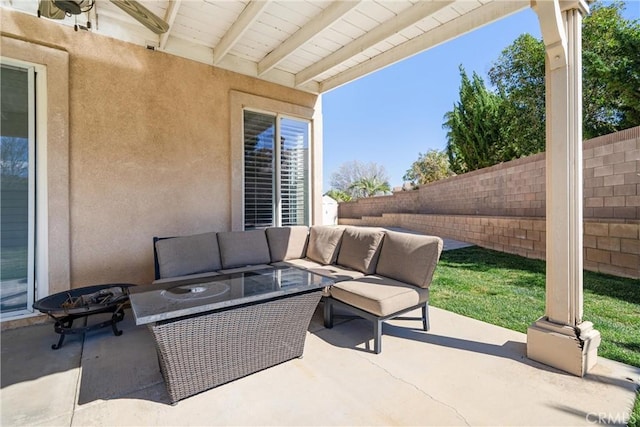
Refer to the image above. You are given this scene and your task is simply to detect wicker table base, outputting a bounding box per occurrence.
[148,291,322,403]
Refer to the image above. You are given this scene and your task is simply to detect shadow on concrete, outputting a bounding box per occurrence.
[313,317,535,365]
[546,403,635,426]
[314,312,640,397]
[75,310,170,405]
[1,321,83,388]
[2,305,335,407]
[1,309,172,405]
[584,371,640,394]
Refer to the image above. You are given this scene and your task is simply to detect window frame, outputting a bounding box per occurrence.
[242,108,311,229]
[1,35,71,325]
[0,57,48,319]
[230,91,321,231]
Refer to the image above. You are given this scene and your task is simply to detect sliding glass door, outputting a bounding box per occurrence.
[1,62,36,317]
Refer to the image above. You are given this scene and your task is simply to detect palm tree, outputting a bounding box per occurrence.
[348,177,391,199]
[325,189,352,202]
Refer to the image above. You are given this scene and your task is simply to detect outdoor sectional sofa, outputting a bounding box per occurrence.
[153,225,443,353]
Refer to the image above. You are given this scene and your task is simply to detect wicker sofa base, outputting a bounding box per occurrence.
[148,291,322,403]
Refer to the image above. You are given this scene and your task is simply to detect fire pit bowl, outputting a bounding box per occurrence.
[33,283,136,350]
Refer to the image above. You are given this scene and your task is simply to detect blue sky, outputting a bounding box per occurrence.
[322,1,640,191]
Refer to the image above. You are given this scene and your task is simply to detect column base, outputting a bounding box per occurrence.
[527,317,601,377]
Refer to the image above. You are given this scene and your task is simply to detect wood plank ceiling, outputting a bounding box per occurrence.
[1,0,530,93]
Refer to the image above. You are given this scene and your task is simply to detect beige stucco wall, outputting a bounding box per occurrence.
[1,10,318,291]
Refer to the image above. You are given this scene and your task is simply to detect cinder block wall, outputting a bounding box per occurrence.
[584,130,640,219]
[339,127,640,279]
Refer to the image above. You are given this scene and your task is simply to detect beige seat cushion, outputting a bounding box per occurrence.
[155,232,221,279]
[307,265,364,282]
[274,259,364,282]
[376,230,443,288]
[306,226,344,265]
[273,259,363,282]
[217,230,271,269]
[337,227,385,274]
[329,275,429,317]
[266,226,309,262]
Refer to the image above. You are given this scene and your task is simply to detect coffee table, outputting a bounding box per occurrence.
[129,266,333,403]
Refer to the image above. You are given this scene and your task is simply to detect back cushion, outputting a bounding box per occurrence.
[217,230,271,269]
[306,226,345,265]
[266,226,309,262]
[375,230,443,288]
[155,232,221,279]
[337,227,385,274]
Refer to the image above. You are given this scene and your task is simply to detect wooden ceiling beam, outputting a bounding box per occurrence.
[294,0,455,87]
[257,0,360,76]
[159,0,182,50]
[320,1,529,93]
[213,0,271,65]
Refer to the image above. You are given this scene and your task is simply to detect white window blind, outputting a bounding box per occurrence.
[243,111,310,229]
[280,117,309,226]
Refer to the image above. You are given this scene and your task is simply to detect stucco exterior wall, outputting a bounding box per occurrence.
[1,10,318,291]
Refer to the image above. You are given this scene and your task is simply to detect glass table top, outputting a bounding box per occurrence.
[129,266,333,325]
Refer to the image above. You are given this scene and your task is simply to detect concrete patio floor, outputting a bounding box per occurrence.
[1,300,638,426]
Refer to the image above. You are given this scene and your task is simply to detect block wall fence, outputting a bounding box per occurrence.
[338,127,640,279]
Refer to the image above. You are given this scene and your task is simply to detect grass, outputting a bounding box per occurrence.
[631,392,640,427]
[430,246,640,427]
[431,246,640,367]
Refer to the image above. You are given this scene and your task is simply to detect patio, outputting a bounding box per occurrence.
[0,0,613,374]
[1,1,636,419]
[2,289,638,426]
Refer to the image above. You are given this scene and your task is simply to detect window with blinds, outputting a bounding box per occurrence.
[244,111,275,229]
[243,110,310,229]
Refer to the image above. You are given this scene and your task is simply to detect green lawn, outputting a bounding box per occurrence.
[631,392,640,427]
[430,246,640,427]
[431,246,640,367]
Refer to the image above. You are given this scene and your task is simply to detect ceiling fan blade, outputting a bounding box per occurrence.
[109,0,169,34]
[38,0,67,19]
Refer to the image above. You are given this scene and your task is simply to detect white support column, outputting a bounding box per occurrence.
[527,0,601,377]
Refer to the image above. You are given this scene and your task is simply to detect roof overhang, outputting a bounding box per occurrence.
[1,0,531,94]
